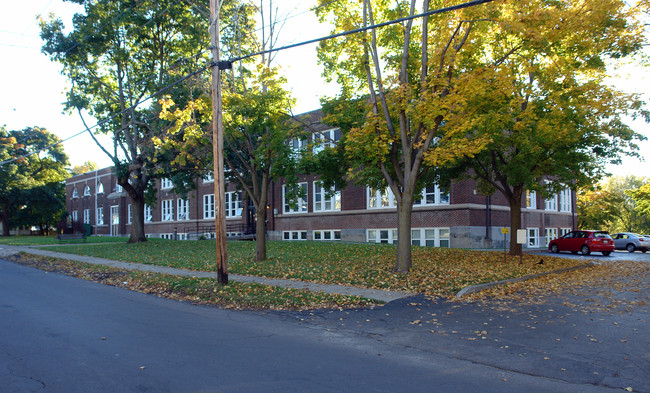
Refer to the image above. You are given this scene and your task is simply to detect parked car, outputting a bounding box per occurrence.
[548,230,615,256]
[611,232,649,253]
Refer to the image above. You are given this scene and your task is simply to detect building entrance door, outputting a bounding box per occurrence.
[110,205,120,236]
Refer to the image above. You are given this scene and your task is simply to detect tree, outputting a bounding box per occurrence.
[452,0,648,255]
[629,183,650,222]
[0,126,69,236]
[71,161,98,176]
[578,176,650,234]
[158,1,297,262]
[40,0,209,243]
[13,182,66,236]
[316,0,504,272]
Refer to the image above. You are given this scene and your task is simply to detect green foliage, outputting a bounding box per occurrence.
[578,176,650,233]
[0,126,69,235]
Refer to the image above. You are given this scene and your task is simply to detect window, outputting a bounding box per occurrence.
[203,194,215,219]
[144,204,152,222]
[526,190,537,209]
[367,188,396,209]
[161,178,173,190]
[414,184,449,206]
[72,210,78,222]
[83,185,91,196]
[97,182,104,194]
[313,128,341,153]
[162,199,174,221]
[283,183,308,214]
[559,227,571,236]
[83,209,90,224]
[527,228,540,248]
[160,233,174,240]
[559,188,571,212]
[313,230,341,241]
[545,194,557,211]
[289,138,308,154]
[177,198,190,220]
[127,204,132,224]
[545,228,558,246]
[96,207,104,225]
[115,183,123,193]
[225,192,242,217]
[282,231,307,241]
[411,228,450,248]
[203,173,214,183]
[367,229,398,244]
[314,182,341,212]
[72,188,78,199]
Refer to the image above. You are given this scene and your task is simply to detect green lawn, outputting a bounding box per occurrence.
[38,239,581,297]
[0,235,127,246]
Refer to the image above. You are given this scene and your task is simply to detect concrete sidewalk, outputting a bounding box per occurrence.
[0,245,415,303]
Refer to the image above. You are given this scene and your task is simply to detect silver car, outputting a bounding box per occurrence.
[611,232,650,253]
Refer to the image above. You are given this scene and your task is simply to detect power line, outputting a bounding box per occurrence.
[1,0,493,167]
[234,0,494,63]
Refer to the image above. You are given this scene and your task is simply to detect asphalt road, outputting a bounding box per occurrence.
[1,257,647,393]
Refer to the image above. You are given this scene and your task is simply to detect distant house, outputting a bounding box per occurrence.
[64,111,576,249]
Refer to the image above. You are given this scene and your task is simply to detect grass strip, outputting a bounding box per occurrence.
[8,253,381,311]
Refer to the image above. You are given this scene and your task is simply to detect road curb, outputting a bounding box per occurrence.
[455,262,596,298]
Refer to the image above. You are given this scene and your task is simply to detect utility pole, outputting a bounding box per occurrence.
[209,0,229,284]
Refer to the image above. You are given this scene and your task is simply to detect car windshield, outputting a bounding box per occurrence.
[594,232,610,238]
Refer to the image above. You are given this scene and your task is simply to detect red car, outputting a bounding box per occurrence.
[548,230,615,256]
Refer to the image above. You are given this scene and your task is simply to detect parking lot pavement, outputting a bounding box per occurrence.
[279,259,650,392]
[533,249,650,263]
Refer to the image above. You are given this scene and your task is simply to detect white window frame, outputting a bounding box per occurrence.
[559,227,572,236]
[367,228,398,244]
[367,187,397,209]
[72,210,78,222]
[83,209,90,224]
[559,188,571,212]
[414,184,449,206]
[411,228,450,248]
[83,185,91,197]
[162,199,174,221]
[72,188,78,199]
[225,191,242,217]
[96,207,104,225]
[161,178,173,190]
[544,228,558,247]
[545,194,558,211]
[160,233,174,240]
[97,182,104,194]
[203,173,214,183]
[177,198,190,221]
[283,183,308,214]
[282,231,307,241]
[313,230,341,241]
[527,227,540,248]
[203,194,215,219]
[115,183,123,193]
[144,204,152,222]
[314,182,341,212]
[526,190,537,209]
[289,138,308,154]
[313,128,341,154]
[127,204,132,224]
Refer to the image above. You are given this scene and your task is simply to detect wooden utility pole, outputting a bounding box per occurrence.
[209,0,228,284]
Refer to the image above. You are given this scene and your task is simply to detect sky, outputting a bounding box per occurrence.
[1,0,649,178]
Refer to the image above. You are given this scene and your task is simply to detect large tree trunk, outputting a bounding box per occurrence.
[394,193,414,273]
[507,190,523,256]
[255,207,267,262]
[128,194,147,243]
